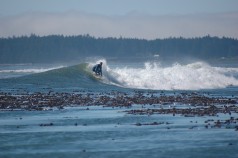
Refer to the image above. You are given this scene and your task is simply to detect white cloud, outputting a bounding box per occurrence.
[0,11,238,39]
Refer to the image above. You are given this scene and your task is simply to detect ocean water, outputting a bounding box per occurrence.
[0,58,238,158]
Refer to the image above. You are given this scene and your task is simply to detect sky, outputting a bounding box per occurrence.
[0,0,238,39]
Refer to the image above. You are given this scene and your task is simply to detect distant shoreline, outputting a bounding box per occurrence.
[0,35,237,64]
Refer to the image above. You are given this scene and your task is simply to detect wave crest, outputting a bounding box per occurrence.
[103,61,238,90]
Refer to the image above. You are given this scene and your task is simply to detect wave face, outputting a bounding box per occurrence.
[1,60,238,91]
[102,61,238,90]
[17,63,105,89]
[0,62,116,91]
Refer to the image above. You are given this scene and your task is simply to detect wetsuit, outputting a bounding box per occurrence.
[92,64,102,76]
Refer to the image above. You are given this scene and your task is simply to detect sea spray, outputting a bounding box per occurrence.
[87,59,121,85]
[101,61,238,90]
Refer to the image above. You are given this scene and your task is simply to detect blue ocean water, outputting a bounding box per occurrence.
[0,58,238,158]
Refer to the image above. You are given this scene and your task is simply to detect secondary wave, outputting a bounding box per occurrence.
[0,66,65,79]
[0,66,64,73]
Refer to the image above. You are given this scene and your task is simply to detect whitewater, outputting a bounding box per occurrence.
[89,59,238,90]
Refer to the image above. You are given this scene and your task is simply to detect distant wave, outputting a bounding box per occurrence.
[0,66,65,79]
[0,66,64,73]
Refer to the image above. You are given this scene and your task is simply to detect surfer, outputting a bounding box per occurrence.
[92,62,103,76]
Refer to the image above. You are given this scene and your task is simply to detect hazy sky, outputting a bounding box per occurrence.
[0,0,238,39]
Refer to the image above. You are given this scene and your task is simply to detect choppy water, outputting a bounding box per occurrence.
[0,58,238,158]
[1,105,238,158]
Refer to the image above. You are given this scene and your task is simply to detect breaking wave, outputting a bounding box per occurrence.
[1,59,238,91]
[100,61,238,90]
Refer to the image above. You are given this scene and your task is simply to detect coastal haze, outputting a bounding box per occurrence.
[0,1,238,158]
[0,0,238,39]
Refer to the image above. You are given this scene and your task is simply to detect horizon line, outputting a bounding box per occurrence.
[1,34,237,41]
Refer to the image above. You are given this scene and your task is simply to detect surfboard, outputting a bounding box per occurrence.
[94,74,102,80]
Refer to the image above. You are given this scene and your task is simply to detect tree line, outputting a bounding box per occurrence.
[0,34,237,63]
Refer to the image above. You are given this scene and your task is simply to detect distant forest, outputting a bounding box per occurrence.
[0,34,237,63]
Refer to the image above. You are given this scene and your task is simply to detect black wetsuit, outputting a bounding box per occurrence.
[92,64,102,76]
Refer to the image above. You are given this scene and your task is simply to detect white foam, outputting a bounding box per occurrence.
[101,61,238,90]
